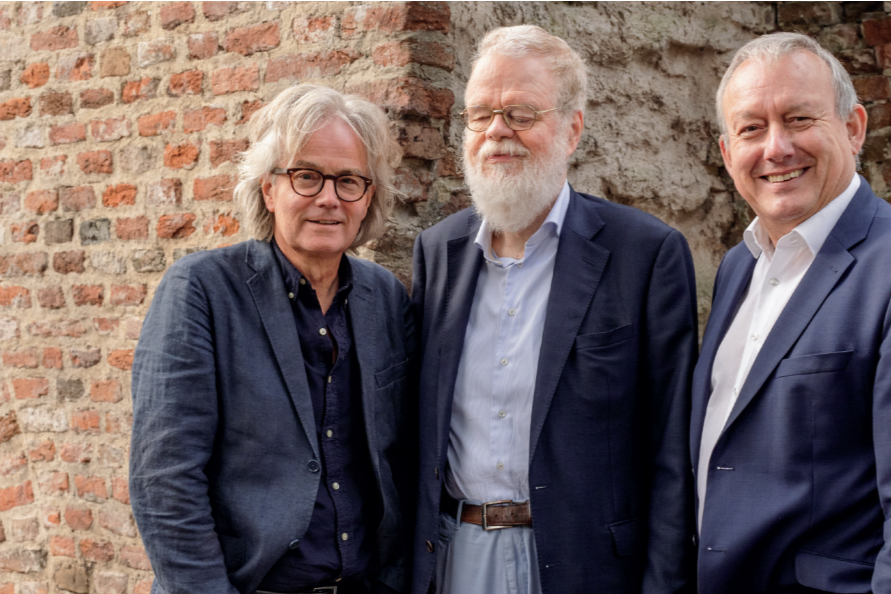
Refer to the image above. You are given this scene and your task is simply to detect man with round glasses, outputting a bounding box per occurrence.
[131,84,415,594]
[412,25,698,594]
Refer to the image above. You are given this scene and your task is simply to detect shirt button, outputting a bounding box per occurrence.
[751,332,759,341]
[327,376,332,384]
[508,309,516,316]
[517,263,523,268]
[319,328,327,336]
[326,429,333,438]
[288,292,294,299]
[769,278,779,286]
[341,533,349,541]
[426,540,435,553]
[307,459,320,472]
[299,278,306,286]
[497,462,504,470]
[733,387,738,395]
[288,539,300,550]
[344,299,348,305]
[499,410,506,418]
[332,482,340,490]
[500,358,508,366]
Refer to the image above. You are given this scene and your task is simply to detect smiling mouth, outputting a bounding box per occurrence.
[764,168,806,183]
[310,220,341,225]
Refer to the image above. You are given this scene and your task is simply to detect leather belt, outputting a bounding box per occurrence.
[442,493,533,530]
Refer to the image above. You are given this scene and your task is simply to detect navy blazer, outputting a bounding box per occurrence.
[411,187,699,593]
[692,177,891,593]
[130,239,416,594]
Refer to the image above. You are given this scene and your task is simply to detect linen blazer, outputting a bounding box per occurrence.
[691,177,891,593]
[411,187,699,594]
[130,239,416,594]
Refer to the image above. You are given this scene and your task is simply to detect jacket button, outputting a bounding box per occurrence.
[288,539,300,550]
[308,459,320,472]
[434,467,439,479]
[426,540,435,553]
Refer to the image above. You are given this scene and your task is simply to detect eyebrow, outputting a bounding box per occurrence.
[733,102,819,123]
[291,160,367,177]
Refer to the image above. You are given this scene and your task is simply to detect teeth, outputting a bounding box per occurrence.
[766,169,803,183]
[312,220,339,225]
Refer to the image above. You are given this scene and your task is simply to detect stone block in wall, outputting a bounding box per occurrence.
[777,1,842,26]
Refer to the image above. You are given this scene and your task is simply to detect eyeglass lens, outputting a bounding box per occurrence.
[289,169,367,201]
[463,105,538,131]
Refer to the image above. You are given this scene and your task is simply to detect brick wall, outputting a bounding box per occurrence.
[0,2,888,593]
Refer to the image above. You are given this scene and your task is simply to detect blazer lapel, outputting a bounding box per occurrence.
[530,189,608,460]
[245,240,319,458]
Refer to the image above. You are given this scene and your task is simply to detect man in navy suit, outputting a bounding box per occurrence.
[130,85,414,594]
[411,25,698,594]
[693,32,890,593]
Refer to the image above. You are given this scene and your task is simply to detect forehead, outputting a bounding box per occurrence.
[292,118,369,172]
[465,53,557,107]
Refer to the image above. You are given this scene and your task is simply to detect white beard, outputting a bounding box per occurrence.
[462,135,568,234]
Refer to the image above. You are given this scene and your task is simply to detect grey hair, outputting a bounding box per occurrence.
[716,32,859,135]
[234,84,402,249]
[470,25,588,116]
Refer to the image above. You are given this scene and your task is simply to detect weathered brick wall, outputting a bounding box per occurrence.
[0,2,888,593]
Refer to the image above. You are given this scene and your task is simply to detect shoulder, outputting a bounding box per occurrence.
[349,256,408,298]
[417,207,479,245]
[159,241,257,291]
[576,191,677,239]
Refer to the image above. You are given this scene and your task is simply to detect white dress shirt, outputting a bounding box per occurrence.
[697,174,860,528]
[445,181,571,504]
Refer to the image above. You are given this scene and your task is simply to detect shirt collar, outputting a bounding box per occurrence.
[743,174,860,259]
[272,238,353,298]
[474,180,571,262]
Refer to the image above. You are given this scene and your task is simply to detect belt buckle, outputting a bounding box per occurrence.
[481,499,513,531]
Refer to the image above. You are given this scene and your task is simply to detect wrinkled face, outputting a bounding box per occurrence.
[720,51,866,242]
[261,119,373,268]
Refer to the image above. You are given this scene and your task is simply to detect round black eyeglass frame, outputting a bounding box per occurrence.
[271,168,373,202]
[460,105,558,132]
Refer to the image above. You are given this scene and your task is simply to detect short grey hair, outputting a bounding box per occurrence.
[716,32,859,135]
[470,25,588,116]
[234,84,402,249]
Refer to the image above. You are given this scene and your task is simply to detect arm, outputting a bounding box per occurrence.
[129,264,240,594]
[871,295,891,592]
[641,229,699,594]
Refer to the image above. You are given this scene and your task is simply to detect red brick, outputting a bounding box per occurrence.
[855,75,891,102]
[120,545,151,570]
[209,139,248,168]
[40,472,69,493]
[75,475,107,501]
[194,174,234,201]
[0,286,31,308]
[56,54,94,82]
[102,184,137,207]
[108,349,134,370]
[31,26,78,51]
[372,40,454,70]
[121,10,150,37]
[168,69,204,96]
[43,347,63,369]
[161,2,195,29]
[0,412,19,442]
[77,150,113,174]
[72,285,103,306]
[115,216,148,240]
[238,99,266,125]
[203,1,247,21]
[266,50,361,83]
[91,117,131,142]
[121,77,158,104]
[137,110,176,137]
[0,97,31,120]
[0,160,32,183]
[105,411,131,434]
[3,348,38,367]
[49,536,75,557]
[0,252,48,276]
[184,106,226,133]
[157,213,197,238]
[43,507,61,527]
[38,287,65,309]
[138,38,175,67]
[10,222,38,244]
[80,88,114,109]
[92,1,127,9]
[39,91,73,116]
[349,77,453,119]
[53,251,86,275]
[110,284,146,305]
[98,509,137,537]
[70,410,100,434]
[211,63,259,95]
[135,579,154,594]
[188,31,219,59]
[222,21,280,56]
[12,378,48,399]
[80,538,114,562]
[90,379,122,403]
[93,317,120,334]
[0,481,33,511]
[342,2,449,37]
[29,439,55,461]
[27,319,87,338]
[164,142,200,169]
[864,16,891,47]
[60,186,96,212]
[112,477,129,504]
[49,123,86,145]
[40,155,67,176]
[205,211,240,237]
[64,507,93,530]
[100,47,130,77]
[0,453,26,477]
[71,347,101,368]
[147,178,183,205]
[21,63,50,88]
[292,15,335,44]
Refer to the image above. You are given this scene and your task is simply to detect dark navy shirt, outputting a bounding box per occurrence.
[258,241,379,591]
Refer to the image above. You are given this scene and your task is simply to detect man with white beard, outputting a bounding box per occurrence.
[411,25,699,594]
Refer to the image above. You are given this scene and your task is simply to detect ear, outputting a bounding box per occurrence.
[719,134,734,177]
[261,174,275,213]
[564,109,584,157]
[846,104,868,155]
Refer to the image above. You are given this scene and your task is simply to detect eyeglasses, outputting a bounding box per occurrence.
[270,168,373,202]
[461,105,558,132]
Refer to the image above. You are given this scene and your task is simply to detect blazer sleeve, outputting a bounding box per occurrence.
[872,297,891,593]
[129,264,240,594]
[641,229,699,594]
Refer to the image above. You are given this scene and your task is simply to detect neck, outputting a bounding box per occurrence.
[491,202,554,260]
[277,239,342,314]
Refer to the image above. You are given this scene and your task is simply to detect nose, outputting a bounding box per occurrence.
[485,110,515,141]
[764,124,794,162]
[314,178,340,206]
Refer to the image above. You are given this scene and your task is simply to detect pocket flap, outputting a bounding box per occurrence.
[575,324,634,350]
[609,517,643,557]
[795,549,874,592]
[374,359,409,388]
[775,350,853,378]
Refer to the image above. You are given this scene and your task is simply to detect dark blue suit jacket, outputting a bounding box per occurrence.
[692,177,891,593]
[411,187,699,593]
[130,239,415,594]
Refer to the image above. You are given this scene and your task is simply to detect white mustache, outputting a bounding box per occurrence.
[477,139,531,160]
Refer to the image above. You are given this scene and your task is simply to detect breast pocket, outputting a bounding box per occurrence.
[574,324,634,351]
[775,350,853,378]
[374,359,409,389]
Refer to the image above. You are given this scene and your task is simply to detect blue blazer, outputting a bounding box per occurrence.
[691,177,891,593]
[130,239,415,594]
[411,187,699,593]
